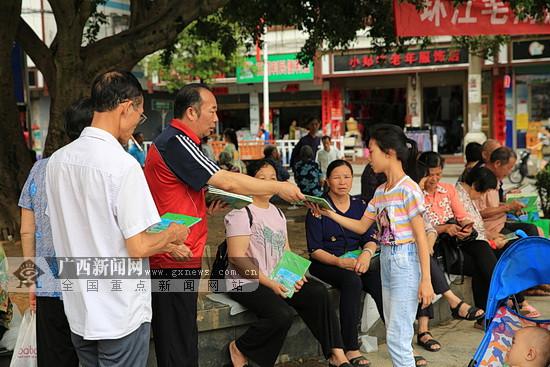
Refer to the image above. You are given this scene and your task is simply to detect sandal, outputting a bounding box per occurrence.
[520,302,541,318]
[416,331,441,352]
[450,301,485,321]
[349,356,371,367]
[415,355,428,366]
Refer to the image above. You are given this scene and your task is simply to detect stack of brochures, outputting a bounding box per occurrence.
[206,186,253,209]
[147,212,202,233]
[270,251,311,298]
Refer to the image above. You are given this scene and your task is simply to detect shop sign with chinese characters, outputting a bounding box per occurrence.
[333,48,468,73]
[394,0,550,37]
[236,53,314,84]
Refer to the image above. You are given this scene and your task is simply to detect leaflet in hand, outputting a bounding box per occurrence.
[506,194,538,212]
[340,249,362,259]
[270,251,311,298]
[294,195,335,211]
[147,212,202,233]
[206,186,253,209]
[340,249,380,259]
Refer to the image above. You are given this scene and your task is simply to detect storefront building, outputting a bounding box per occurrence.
[507,38,550,149]
[321,46,470,154]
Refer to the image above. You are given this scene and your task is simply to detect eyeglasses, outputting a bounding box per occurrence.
[120,98,147,125]
[137,112,148,125]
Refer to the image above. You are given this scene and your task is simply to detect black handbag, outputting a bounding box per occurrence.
[434,218,478,284]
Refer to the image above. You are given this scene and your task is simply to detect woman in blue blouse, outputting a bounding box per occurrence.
[306,160,383,367]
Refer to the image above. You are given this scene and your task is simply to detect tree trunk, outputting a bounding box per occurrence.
[42,63,89,157]
[0,0,32,237]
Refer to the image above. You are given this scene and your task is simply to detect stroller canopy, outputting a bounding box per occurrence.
[485,236,550,320]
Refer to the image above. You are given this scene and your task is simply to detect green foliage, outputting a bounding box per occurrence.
[221,0,426,64]
[141,11,247,89]
[83,0,108,45]
[452,35,511,58]
[535,164,550,218]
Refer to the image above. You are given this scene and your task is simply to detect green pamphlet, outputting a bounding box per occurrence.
[506,194,538,212]
[206,186,253,209]
[503,232,519,241]
[340,249,362,259]
[147,212,202,233]
[270,251,311,298]
[294,195,335,211]
[340,249,380,259]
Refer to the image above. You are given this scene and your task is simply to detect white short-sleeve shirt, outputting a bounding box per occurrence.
[46,127,160,340]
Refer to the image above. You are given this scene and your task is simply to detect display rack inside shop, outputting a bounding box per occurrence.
[405,127,433,152]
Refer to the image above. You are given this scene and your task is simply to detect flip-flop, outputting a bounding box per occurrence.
[349,355,371,367]
[521,303,541,318]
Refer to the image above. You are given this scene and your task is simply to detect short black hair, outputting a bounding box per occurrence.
[263,145,277,158]
[326,159,353,178]
[418,151,445,169]
[174,83,212,118]
[465,142,482,163]
[91,70,143,112]
[464,167,498,193]
[64,97,93,141]
[415,161,429,183]
[490,147,516,165]
[299,145,314,161]
[247,159,277,177]
[307,117,320,127]
[132,132,143,139]
[321,135,331,142]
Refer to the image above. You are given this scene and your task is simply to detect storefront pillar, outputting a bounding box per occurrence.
[406,73,422,127]
[464,53,487,147]
[249,91,260,136]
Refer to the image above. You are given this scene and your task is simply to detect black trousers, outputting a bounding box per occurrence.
[503,221,539,237]
[308,258,383,351]
[453,240,496,310]
[417,256,451,319]
[229,278,343,367]
[36,296,78,367]
[151,268,201,367]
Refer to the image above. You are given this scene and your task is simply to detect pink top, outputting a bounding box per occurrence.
[474,189,506,238]
[224,203,288,282]
[423,182,470,227]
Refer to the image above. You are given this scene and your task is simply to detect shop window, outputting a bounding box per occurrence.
[423,85,463,154]
[345,88,406,141]
[531,82,550,122]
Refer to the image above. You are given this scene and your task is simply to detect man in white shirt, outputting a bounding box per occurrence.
[46,70,190,367]
[316,135,343,183]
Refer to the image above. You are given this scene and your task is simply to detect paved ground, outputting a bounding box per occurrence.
[277,297,550,367]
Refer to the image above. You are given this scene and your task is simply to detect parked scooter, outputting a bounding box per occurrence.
[508,149,540,184]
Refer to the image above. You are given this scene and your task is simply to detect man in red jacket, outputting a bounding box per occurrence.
[144,83,304,367]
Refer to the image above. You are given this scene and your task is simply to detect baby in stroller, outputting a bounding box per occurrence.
[505,326,550,367]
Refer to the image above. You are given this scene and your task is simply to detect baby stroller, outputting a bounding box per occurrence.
[468,235,550,367]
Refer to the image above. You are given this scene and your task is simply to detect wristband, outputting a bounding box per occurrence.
[362,247,375,257]
[488,240,497,250]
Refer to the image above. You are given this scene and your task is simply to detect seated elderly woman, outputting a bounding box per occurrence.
[225,159,352,367]
[306,160,382,367]
[417,163,488,352]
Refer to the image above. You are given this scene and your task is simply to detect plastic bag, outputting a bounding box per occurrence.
[9,310,36,367]
[0,304,22,351]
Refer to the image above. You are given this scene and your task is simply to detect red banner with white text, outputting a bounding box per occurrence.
[394,0,550,37]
